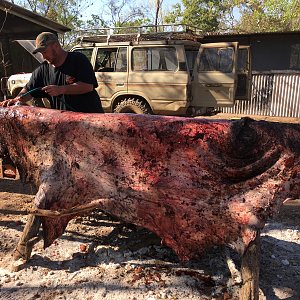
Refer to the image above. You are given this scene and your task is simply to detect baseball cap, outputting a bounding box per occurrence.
[32,32,59,54]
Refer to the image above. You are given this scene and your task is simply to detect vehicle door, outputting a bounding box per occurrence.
[191,42,239,107]
[72,46,99,93]
[235,45,252,100]
[94,46,128,111]
[128,46,188,113]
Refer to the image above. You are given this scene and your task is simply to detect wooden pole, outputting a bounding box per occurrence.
[239,231,261,300]
[12,214,42,270]
[14,214,42,261]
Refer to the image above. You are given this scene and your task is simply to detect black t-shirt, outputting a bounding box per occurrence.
[25,52,104,113]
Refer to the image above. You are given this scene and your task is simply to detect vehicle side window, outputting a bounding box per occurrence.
[237,48,248,71]
[96,47,128,72]
[73,49,93,62]
[96,49,117,72]
[132,47,177,71]
[115,47,127,72]
[198,47,234,73]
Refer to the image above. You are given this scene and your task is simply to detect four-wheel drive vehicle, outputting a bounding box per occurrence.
[6,24,252,116]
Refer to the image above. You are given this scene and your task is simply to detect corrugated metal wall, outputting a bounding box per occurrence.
[221,73,300,117]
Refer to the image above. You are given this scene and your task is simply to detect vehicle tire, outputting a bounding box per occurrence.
[114,98,153,115]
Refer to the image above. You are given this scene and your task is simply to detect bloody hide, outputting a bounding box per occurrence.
[0,106,299,262]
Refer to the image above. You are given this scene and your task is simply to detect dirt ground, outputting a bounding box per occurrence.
[0,113,299,300]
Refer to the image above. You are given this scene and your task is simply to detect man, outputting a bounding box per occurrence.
[0,32,104,113]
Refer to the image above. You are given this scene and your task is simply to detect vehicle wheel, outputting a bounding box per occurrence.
[114,98,153,115]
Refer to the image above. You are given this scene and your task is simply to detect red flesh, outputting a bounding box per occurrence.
[1,106,300,261]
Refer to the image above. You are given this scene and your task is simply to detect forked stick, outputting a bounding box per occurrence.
[27,202,100,217]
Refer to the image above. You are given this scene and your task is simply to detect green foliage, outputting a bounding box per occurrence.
[110,18,152,34]
[83,14,106,29]
[13,0,96,48]
[229,0,300,33]
[100,0,147,27]
[163,0,222,33]
[115,18,152,28]
[163,3,182,24]
[182,0,222,32]
[15,0,88,27]
[163,0,300,34]
[9,0,300,42]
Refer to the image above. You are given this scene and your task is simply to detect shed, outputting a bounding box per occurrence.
[0,0,70,80]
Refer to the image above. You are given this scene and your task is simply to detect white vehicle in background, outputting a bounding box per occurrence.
[7,73,32,98]
[6,72,49,108]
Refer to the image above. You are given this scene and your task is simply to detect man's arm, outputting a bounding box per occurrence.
[0,88,31,107]
[42,82,93,97]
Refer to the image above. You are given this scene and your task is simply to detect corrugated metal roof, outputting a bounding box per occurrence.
[0,0,70,35]
[14,40,44,63]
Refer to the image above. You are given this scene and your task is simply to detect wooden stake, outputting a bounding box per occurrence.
[240,231,261,300]
[12,214,42,271]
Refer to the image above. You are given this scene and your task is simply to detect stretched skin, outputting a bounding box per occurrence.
[0,106,300,262]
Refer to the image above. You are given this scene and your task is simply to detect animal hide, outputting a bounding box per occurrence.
[1,106,299,262]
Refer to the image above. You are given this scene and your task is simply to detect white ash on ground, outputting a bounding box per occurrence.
[0,210,299,300]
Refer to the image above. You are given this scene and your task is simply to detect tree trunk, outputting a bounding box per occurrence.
[154,0,162,31]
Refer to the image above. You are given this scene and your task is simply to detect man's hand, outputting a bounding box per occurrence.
[42,82,93,96]
[0,96,23,107]
[42,85,62,97]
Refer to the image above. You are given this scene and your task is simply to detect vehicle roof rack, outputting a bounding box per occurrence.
[76,24,203,44]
